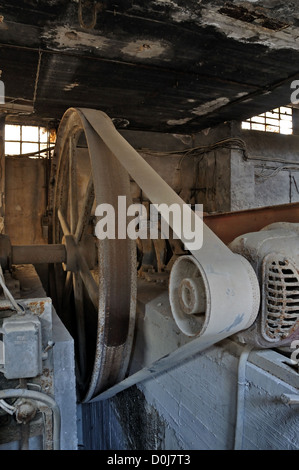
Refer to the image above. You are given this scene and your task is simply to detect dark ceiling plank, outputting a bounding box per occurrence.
[1,0,299,132]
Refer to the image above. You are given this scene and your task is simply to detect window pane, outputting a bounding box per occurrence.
[5,141,21,155]
[40,127,48,143]
[242,121,251,130]
[266,111,279,119]
[252,116,265,124]
[266,118,280,126]
[280,121,292,133]
[281,127,293,135]
[22,126,39,142]
[22,143,39,155]
[280,106,291,115]
[245,106,293,134]
[5,125,20,141]
[252,123,265,131]
[266,125,279,133]
[40,144,50,156]
[281,120,292,128]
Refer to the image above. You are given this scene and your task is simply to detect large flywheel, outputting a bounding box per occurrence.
[51,108,137,402]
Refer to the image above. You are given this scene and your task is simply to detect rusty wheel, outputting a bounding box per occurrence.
[51,108,136,402]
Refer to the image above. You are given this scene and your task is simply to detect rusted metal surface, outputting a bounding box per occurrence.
[26,300,46,316]
[263,255,299,340]
[204,202,299,246]
[15,401,37,425]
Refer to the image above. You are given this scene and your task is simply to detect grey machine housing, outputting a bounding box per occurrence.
[230,222,299,348]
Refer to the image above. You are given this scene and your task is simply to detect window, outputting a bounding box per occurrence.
[242,106,293,135]
[5,124,56,157]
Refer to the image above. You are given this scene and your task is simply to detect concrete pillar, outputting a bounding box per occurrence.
[292,107,299,135]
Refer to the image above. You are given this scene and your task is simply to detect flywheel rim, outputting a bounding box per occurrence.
[52,107,137,402]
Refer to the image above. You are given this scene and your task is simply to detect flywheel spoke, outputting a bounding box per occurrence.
[74,174,94,243]
[57,209,71,236]
[77,250,98,310]
[69,135,79,234]
[72,272,87,380]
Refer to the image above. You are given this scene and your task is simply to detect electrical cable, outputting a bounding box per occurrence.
[138,137,249,170]
[255,164,299,183]
[139,137,299,175]
[245,154,299,166]
[33,49,42,106]
[0,398,16,415]
[0,389,61,450]
[0,265,23,313]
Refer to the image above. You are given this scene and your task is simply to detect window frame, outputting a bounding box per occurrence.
[242,106,293,135]
[5,124,55,158]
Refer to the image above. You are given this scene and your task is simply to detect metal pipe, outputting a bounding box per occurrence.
[234,345,253,450]
[281,393,299,405]
[0,389,61,450]
[11,244,66,265]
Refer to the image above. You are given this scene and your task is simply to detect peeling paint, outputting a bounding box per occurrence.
[236,92,248,99]
[167,117,193,125]
[172,134,193,145]
[121,39,169,59]
[42,25,107,51]
[153,0,176,3]
[201,7,299,51]
[171,9,198,23]
[191,97,230,117]
[63,82,80,92]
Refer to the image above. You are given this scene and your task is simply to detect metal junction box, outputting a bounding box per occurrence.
[2,314,42,380]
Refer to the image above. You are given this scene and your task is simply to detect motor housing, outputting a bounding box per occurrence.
[230,222,299,348]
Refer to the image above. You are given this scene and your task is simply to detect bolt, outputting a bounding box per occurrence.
[15,400,37,424]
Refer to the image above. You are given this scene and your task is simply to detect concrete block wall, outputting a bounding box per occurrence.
[122,122,299,214]
[232,121,299,210]
[80,339,299,450]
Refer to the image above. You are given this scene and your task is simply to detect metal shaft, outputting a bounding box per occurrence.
[11,244,66,265]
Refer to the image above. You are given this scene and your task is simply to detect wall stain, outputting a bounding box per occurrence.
[111,386,165,450]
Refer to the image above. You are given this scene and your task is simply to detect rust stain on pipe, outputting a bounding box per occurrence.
[204,202,299,245]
